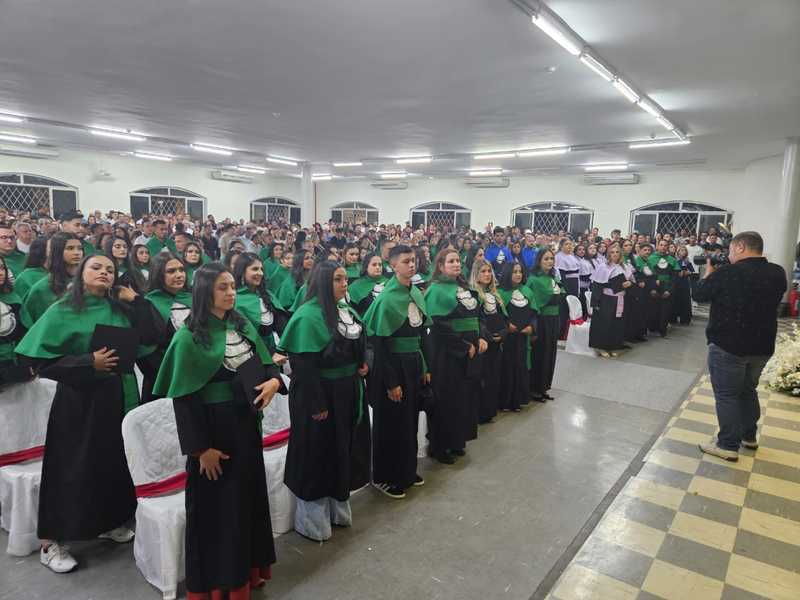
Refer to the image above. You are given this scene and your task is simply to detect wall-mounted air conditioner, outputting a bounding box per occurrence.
[464,176,510,188]
[583,173,639,185]
[210,170,253,184]
[371,181,408,190]
[0,145,59,159]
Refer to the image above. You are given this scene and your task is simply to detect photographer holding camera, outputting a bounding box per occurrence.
[694,231,787,461]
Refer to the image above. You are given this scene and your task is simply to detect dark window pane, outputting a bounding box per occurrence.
[331,209,342,223]
[416,203,439,210]
[455,212,471,228]
[441,203,466,210]
[289,207,301,224]
[411,211,425,229]
[22,174,62,186]
[569,213,592,236]
[170,188,200,198]
[699,213,728,235]
[251,203,267,222]
[130,196,150,220]
[644,202,680,211]
[632,213,657,236]
[52,189,76,217]
[514,212,533,230]
[367,210,379,224]
[0,174,21,183]
[187,199,204,220]
[142,187,170,196]
[682,203,724,212]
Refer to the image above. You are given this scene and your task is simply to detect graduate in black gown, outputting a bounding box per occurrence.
[555,239,582,336]
[278,261,369,541]
[16,254,160,573]
[154,263,284,600]
[622,239,648,343]
[496,261,537,410]
[646,239,680,337]
[469,257,507,422]
[363,244,431,499]
[348,253,387,317]
[424,249,488,464]
[670,246,694,325]
[103,236,147,295]
[589,245,632,357]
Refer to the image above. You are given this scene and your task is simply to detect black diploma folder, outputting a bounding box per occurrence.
[89,325,139,373]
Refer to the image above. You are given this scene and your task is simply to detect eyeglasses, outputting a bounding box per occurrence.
[0,235,15,241]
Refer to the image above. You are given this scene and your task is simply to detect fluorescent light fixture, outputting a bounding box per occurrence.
[312,174,332,181]
[266,156,298,166]
[91,129,146,142]
[673,129,688,141]
[579,54,613,82]
[395,156,432,165]
[191,143,233,156]
[629,139,691,149]
[612,78,640,103]
[637,98,661,118]
[378,172,407,179]
[0,133,36,144]
[332,161,363,167]
[237,165,266,174]
[656,116,676,130]
[474,152,516,160]
[134,151,173,162]
[531,12,582,56]
[517,147,570,158]
[0,114,24,124]
[469,169,503,177]
[584,163,628,172]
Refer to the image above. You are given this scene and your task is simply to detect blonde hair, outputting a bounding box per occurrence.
[469,257,504,307]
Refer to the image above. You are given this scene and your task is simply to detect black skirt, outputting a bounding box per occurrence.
[530,314,559,394]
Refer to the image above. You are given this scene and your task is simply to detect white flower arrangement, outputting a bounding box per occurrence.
[763,323,800,396]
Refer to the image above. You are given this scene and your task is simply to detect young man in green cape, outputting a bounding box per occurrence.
[646,239,680,337]
[145,219,178,257]
[362,244,431,499]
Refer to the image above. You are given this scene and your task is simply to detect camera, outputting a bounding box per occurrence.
[694,252,729,267]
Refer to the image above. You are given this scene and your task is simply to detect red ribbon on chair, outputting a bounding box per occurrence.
[262,428,290,449]
[0,445,45,467]
[569,318,586,326]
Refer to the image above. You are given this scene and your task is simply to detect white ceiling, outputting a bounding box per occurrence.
[0,0,797,178]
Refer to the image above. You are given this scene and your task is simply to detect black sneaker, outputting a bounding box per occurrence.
[741,439,759,450]
[413,474,425,487]
[373,482,406,499]
[434,452,456,465]
[450,448,466,457]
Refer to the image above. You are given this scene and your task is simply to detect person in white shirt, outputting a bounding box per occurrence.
[133,218,153,246]
[14,221,34,254]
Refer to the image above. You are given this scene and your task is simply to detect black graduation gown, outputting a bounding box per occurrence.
[427,295,483,454]
[500,297,535,410]
[0,303,33,385]
[174,362,284,593]
[284,331,368,501]
[648,261,674,336]
[530,300,561,396]
[478,296,507,422]
[624,262,648,342]
[369,319,426,489]
[670,261,693,324]
[138,308,176,404]
[589,274,627,351]
[35,297,160,541]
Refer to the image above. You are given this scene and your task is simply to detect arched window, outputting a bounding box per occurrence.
[330,201,379,225]
[250,197,300,224]
[0,172,78,218]
[511,202,594,235]
[130,187,205,220]
[629,202,733,237]
[410,202,471,230]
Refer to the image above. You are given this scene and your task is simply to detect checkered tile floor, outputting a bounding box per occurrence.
[546,377,800,600]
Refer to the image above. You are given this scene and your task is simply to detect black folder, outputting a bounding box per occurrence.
[89,325,139,374]
[236,354,266,407]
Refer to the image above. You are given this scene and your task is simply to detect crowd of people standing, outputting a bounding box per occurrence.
[0,205,717,599]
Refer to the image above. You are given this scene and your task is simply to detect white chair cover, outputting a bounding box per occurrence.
[0,378,57,556]
[564,295,594,357]
[585,291,593,316]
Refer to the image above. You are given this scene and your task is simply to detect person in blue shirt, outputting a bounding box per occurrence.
[484,226,512,275]
[520,232,539,273]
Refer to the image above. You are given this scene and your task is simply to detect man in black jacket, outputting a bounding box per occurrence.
[694,231,786,461]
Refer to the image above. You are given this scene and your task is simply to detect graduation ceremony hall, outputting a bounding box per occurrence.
[1,1,799,599]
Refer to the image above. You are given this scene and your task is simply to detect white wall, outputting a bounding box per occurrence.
[0,148,301,221]
[316,155,788,260]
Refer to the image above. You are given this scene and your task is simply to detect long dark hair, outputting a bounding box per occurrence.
[360,252,380,277]
[0,256,12,294]
[465,246,483,277]
[132,244,150,268]
[103,235,145,292]
[186,262,246,347]
[47,232,81,296]
[415,246,430,275]
[498,261,524,290]
[305,260,341,335]
[149,251,187,294]
[233,252,268,296]
[291,250,311,287]
[65,254,130,316]
[532,248,555,276]
[24,237,48,269]
[183,241,204,266]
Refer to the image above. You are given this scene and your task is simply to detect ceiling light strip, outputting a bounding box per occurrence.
[266,156,298,166]
[0,114,25,124]
[191,143,233,156]
[629,139,691,149]
[579,54,613,82]
[474,152,516,160]
[395,156,432,164]
[90,129,146,142]
[517,147,570,157]
[531,11,582,56]
[134,151,173,162]
[0,133,37,144]
[332,161,363,167]
[584,163,628,172]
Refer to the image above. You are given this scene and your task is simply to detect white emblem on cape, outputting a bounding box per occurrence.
[410,273,423,285]
[371,282,385,298]
[337,306,363,339]
[408,301,423,327]
[510,289,528,308]
[457,287,478,310]
[643,266,653,276]
[483,292,498,315]
[0,301,16,337]
[223,330,255,371]
[170,302,191,330]
[259,298,274,326]
[657,258,668,269]
[140,269,149,281]
[551,279,560,292]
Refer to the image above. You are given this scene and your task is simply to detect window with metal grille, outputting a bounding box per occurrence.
[629,202,732,237]
[130,187,205,220]
[409,202,471,230]
[0,172,78,217]
[511,202,593,235]
[330,201,379,225]
[250,197,299,224]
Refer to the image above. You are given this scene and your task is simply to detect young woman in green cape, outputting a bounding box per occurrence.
[343,243,362,283]
[276,249,313,310]
[496,261,538,410]
[154,262,283,599]
[424,248,488,464]
[646,238,680,338]
[278,260,369,542]
[21,232,83,328]
[266,247,292,294]
[0,256,35,386]
[526,249,564,401]
[232,252,289,356]
[15,253,161,573]
[132,243,151,283]
[259,241,283,280]
[13,236,48,300]
[182,240,205,288]
[139,252,192,403]
[103,236,147,295]
[469,257,508,423]
[348,253,386,317]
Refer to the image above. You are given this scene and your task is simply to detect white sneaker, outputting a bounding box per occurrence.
[40,543,77,573]
[698,441,738,462]
[98,526,135,543]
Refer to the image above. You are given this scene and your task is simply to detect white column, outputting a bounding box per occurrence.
[774,138,800,298]
[299,163,315,227]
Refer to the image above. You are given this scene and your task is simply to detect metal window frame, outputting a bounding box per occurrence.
[510,202,594,235]
[330,201,379,225]
[409,202,471,229]
[129,186,206,219]
[629,201,732,237]
[0,172,79,215]
[250,196,299,222]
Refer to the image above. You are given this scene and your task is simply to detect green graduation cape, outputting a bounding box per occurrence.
[146,236,177,258]
[145,289,193,323]
[276,277,301,311]
[81,239,96,258]
[278,297,361,354]
[424,277,460,318]
[345,263,361,282]
[14,266,47,300]
[3,249,28,277]
[348,275,386,306]
[362,275,430,337]
[496,284,537,309]
[268,265,290,294]
[15,294,140,412]
[289,283,308,313]
[20,276,59,328]
[235,285,284,353]
[0,289,22,363]
[153,314,272,399]
[526,271,563,316]
[648,253,680,284]
[476,287,508,316]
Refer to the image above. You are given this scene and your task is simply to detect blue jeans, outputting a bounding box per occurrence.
[707,343,769,451]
